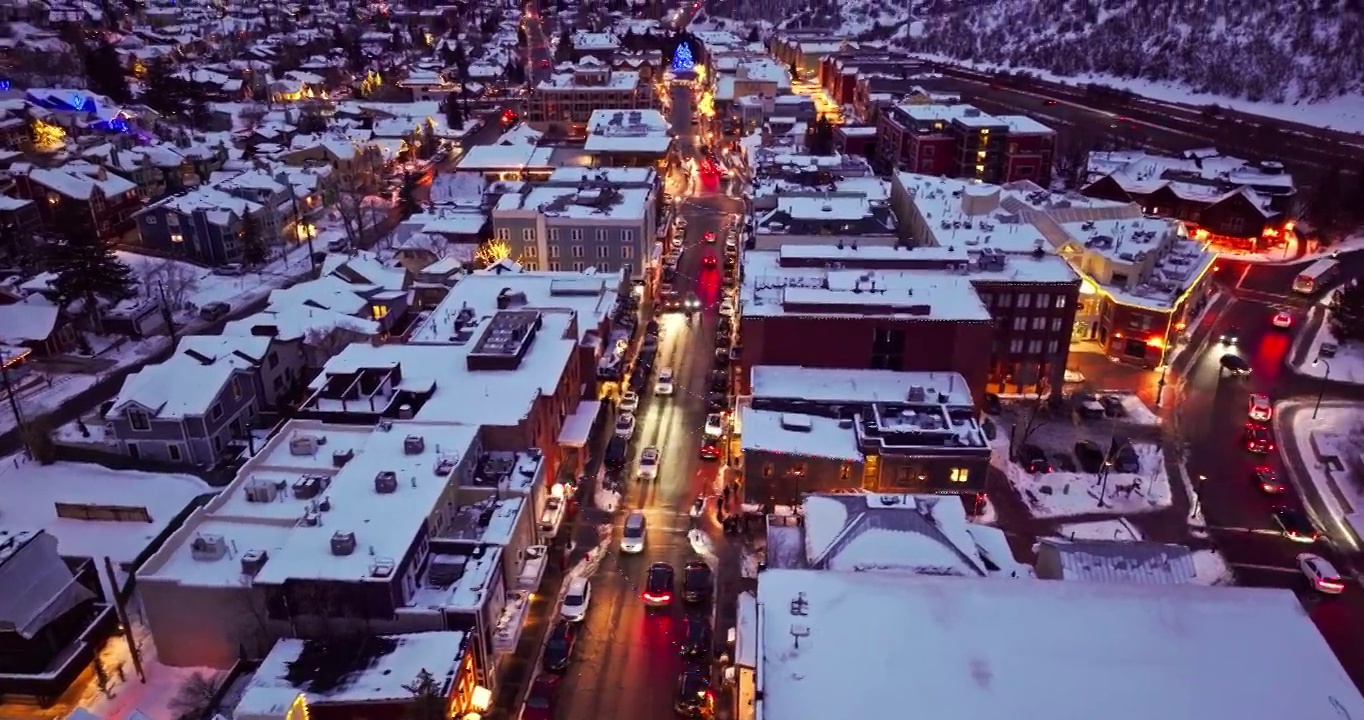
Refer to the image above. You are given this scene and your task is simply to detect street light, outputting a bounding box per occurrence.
[1312,356,1332,419]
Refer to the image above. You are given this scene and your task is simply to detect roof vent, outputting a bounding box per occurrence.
[289,434,322,455]
[789,592,810,616]
[241,550,268,576]
[375,470,398,494]
[779,414,813,432]
[330,531,358,556]
[244,479,279,503]
[190,533,228,561]
[403,435,427,455]
[331,448,355,467]
[370,558,396,578]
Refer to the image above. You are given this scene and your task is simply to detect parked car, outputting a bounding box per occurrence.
[699,437,721,460]
[704,413,725,437]
[1111,441,1140,473]
[1074,393,1105,420]
[1074,440,1105,473]
[673,665,715,718]
[541,621,577,672]
[1220,353,1251,376]
[212,263,245,276]
[679,616,713,658]
[1020,444,1051,474]
[199,301,230,320]
[521,675,561,720]
[1298,553,1345,594]
[560,577,591,622]
[683,561,713,603]
[1099,395,1126,417]
[616,412,637,439]
[619,390,639,413]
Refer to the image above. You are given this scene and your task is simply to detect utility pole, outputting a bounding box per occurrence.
[0,355,30,458]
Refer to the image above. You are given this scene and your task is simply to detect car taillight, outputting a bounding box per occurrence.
[644,591,671,602]
[1319,579,1343,591]
[1262,483,1277,492]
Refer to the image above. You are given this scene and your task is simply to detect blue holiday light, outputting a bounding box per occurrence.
[671,42,695,73]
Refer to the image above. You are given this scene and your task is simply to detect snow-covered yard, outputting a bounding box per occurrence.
[1289,307,1364,386]
[117,247,312,318]
[995,439,1173,520]
[1058,519,1143,541]
[1114,392,1162,427]
[0,336,167,434]
[1191,549,1235,586]
[1276,401,1364,548]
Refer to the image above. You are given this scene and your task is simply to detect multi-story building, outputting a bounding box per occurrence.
[753,194,897,243]
[491,173,656,278]
[133,186,263,266]
[583,109,676,169]
[524,59,660,134]
[769,36,851,79]
[875,103,1055,185]
[738,367,991,512]
[738,242,1079,399]
[81,141,192,202]
[135,418,547,687]
[10,162,141,241]
[818,51,930,107]
[0,195,41,264]
[890,172,1216,368]
[302,267,627,480]
[1082,149,1296,252]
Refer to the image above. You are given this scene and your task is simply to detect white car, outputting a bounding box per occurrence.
[638,446,661,480]
[1298,553,1345,594]
[655,368,675,395]
[620,511,647,554]
[1248,393,1272,422]
[619,390,639,413]
[560,577,592,621]
[718,299,735,317]
[704,413,724,437]
[615,412,636,439]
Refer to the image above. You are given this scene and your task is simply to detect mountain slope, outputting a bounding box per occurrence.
[898,0,1364,103]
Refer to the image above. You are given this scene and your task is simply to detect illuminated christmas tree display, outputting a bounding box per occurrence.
[671,42,695,73]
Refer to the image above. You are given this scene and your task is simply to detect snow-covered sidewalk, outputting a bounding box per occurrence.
[1288,305,1364,386]
[1275,400,1364,552]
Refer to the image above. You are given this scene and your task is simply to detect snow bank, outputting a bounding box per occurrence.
[1192,549,1235,586]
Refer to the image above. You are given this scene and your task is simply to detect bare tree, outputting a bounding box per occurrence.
[137,258,201,310]
[169,672,222,720]
[305,325,360,361]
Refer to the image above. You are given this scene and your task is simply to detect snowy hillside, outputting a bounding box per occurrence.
[898,0,1364,104]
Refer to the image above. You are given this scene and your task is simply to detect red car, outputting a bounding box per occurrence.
[1253,466,1285,494]
[1244,423,1274,454]
[1271,311,1293,328]
[522,675,560,720]
[699,438,721,460]
[702,254,717,268]
[703,231,716,243]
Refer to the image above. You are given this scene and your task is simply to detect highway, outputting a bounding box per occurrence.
[1065,250,1364,689]
[550,69,746,720]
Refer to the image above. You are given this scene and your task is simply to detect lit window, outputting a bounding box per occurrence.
[170,233,184,243]
[975,164,985,173]
[949,467,969,483]
[371,305,390,320]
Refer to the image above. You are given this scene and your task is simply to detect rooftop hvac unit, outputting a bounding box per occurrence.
[779,414,813,432]
[244,479,279,503]
[241,550,269,576]
[404,435,427,455]
[907,385,926,402]
[375,470,398,494]
[292,475,327,500]
[290,434,321,456]
[398,404,414,419]
[434,457,456,476]
[330,531,358,556]
[301,509,321,527]
[191,533,228,561]
[370,558,396,578]
[332,449,355,467]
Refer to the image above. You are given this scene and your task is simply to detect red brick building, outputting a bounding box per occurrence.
[739,245,1080,401]
[875,103,1055,186]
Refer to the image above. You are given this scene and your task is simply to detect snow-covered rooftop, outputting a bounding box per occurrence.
[753,570,1364,720]
[740,408,862,462]
[495,183,652,223]
[235,632,466,717]
[411,267,620,344]
[750,366,973,405]
[140,420,480,587]
[584,109,671,155]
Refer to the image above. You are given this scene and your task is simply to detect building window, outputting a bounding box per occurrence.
[621,245,633,259]
[549,245,561,258]
[167,215,179,226]
[1027,339,1043,354]
[571,245,584,258]
[1051,317,1064,332]
[496,228,510,241]
[597,246,609,258]
[1054,295,1068,309]
[596,228,608,242]
[570,229,583,241]
[996,293,1012,307]
[949,467,969,483]
[145,216,158,224]
[1031,316,1046,330]
[1034,293,1048,307]
[168,444,182,462]
[212,403,223,419]
[232,377,241,399]
[622,230,634,243]
[170,233,184,244]
[1009,339,1023,353]
[1012,316,1026,331]
[572,261,585,272]
[523,260,539,270]
[1048,340,1060,354]
[522,228,534,242]
[1017,293,1032,308]
[524,245,539,258]
[978,293,992,306]
[127,409,150,430]
[549,228,560,241]
[598,262,611,271]
[550,262,561,271]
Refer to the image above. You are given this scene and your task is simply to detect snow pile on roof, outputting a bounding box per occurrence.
[754,570,1364,720]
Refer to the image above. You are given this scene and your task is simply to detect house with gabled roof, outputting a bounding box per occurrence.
[103,334,280,466]
[132,185,264,267]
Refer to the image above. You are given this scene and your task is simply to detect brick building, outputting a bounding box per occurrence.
[875,103,1055,186]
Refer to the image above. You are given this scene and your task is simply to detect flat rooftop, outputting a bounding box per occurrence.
[0,457,207,576]
[584,109,671,154]
[235,632,465,716]
[141,420,480,587]
[741,250,992,321]
[755,570,1364,720]
[410,268,620,344]
[750,366,973,405]
[495,183,651,222]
